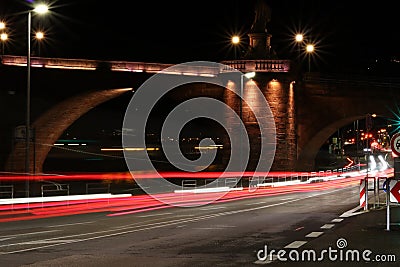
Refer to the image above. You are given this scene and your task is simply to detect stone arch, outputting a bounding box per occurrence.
[5,88,132,174]
[296,115,365,171]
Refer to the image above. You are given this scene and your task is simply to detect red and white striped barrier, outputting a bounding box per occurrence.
[360,179,366,208]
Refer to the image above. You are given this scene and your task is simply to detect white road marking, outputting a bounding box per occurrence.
[199,206,226,210]
[340,206,365,218]
[245,201,266,205]
[279,197,294,201]
[305,231,324,238]
[284,241,307,249]
[320,224,335,229]
[193,227,223,230]
[331,218,344,223]
[0,230,61,239]
[138,212,172,218]
[19,239,82,245]
[47,221,95,228]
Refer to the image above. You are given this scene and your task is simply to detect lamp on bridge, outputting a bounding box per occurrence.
[306,44,314,72]
[294,33,303,62]
[231,35,240,59]
[26,3,49,178]
[239,72,256,171]
[34,31,45,56]
[0,32,7,56]
[0,21,7,56]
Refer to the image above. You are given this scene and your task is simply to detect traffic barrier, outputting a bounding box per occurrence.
[360,179,366,208]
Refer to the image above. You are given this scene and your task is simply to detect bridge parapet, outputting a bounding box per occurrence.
[221,59,291,73]
[1,55,174,73]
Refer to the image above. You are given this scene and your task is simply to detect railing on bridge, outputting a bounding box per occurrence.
[221,59,291,73]
[0,55,174,73]
[1,55,291,75]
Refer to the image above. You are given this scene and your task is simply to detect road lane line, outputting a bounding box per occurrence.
[0,230,61,239]
[47,221,95,228]
[199,206,226,210]
[279,197,294,201]
[284,241,307,249]
[339,205,364,217]
[245,201,266,205]
[305,231,324,238]
[138,212,172,218]
[331,218,343,223]
[19,239,82,245]
[320,224,335,229]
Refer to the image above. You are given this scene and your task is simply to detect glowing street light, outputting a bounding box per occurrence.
[0,32,7,55]
[0,21,6,55]
[239,71,255,172]
[295,34,303,43]
[232,35,240,44]
[295,34,303,61]
[26,3,49,177]
[231,35,240,59]
[306,44,314,72]
[35,31,45,56]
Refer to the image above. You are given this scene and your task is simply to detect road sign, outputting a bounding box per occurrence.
[389,180,400,203]
[390,132,400,157]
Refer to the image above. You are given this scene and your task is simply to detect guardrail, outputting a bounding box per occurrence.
[0,185,13,199]
[221,59,291,73]
[41,183,69,198]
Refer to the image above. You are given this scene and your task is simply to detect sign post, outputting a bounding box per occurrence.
[385,132,400,231]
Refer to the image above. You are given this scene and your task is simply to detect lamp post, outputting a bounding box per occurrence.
[306,44,314,72]
[35,31,44,56]
[232,35,240,60]
[0,21,6,56]
[295,34,303,62]
[239,72,255,174]
[0,33,7,56]
[26,4,48,177]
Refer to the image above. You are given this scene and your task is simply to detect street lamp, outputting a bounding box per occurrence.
[239,72,255,173]
[306,44,314,72]
[231,35,240,59]
[35,31,44,56]
[0,32,7,55]
[295,34,303,61]
[26,3,49,176]
[0,21,6,56]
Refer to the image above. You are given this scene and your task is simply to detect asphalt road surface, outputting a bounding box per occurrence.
[0,180,362,267]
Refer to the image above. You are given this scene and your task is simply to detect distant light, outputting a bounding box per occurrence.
[372,113,377,118]
[306,44,314,53]
[232,35,240,45]
[244,71,256,79]
[295,34,303,42]
[35,31,44,40]
[0,22,5,30]
[33,4,49,14]
[0,33,7,41]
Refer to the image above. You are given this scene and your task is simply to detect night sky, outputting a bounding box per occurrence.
[1,0,399,73]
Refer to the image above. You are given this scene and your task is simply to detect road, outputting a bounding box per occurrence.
[0,178,363,267]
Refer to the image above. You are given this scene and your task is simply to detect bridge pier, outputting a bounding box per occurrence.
[222,73,297,172]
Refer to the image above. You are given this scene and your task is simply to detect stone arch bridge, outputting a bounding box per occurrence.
[1,55,399,173]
